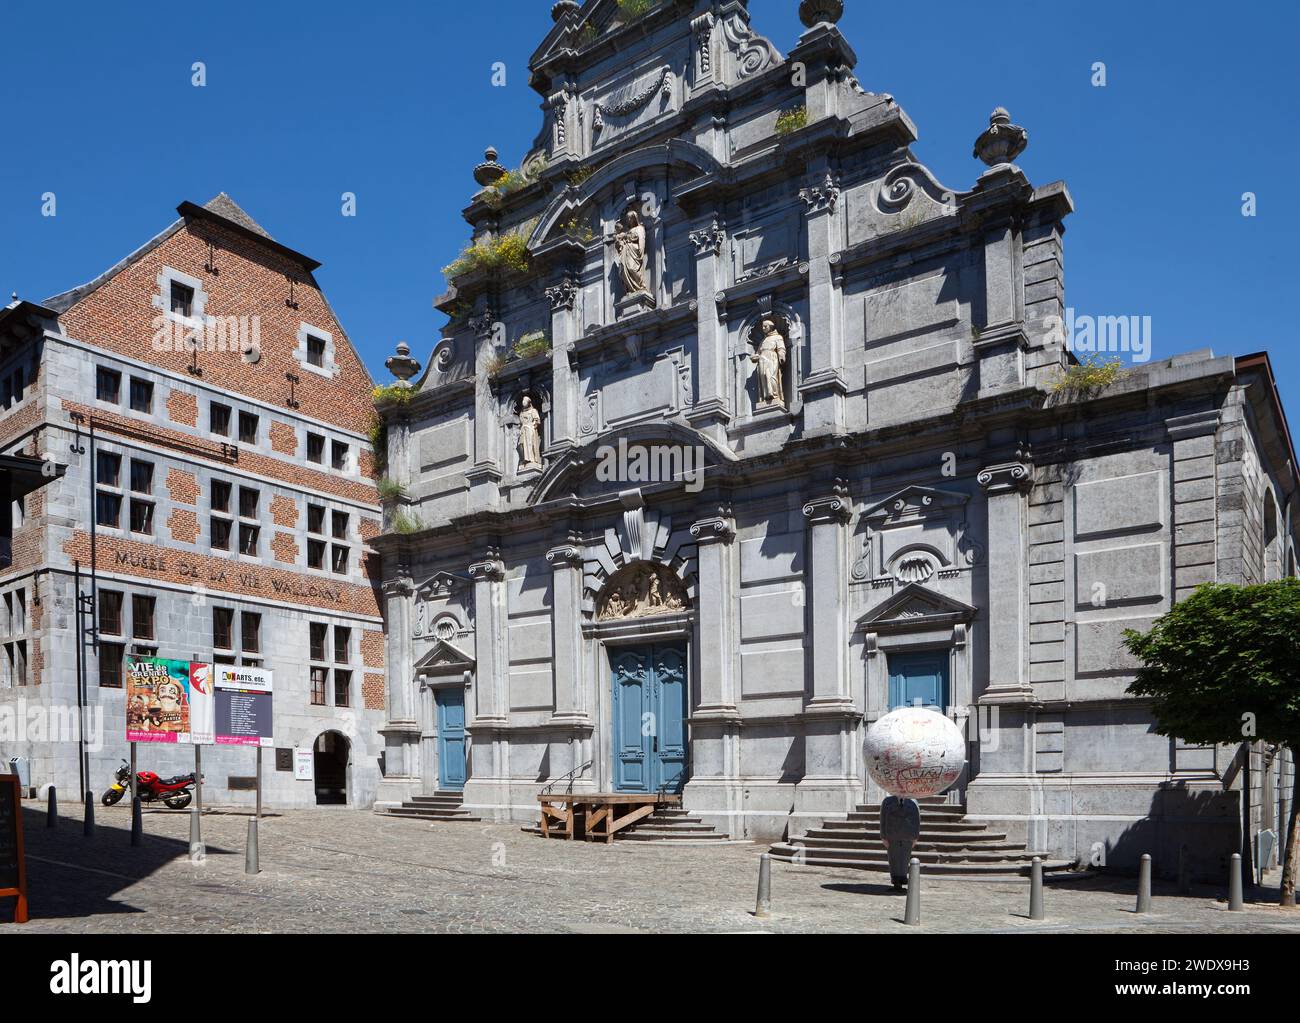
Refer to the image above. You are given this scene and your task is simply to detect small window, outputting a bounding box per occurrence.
[241,612,261,654]
[211,517,232,551]
[96,367,121,404]
[129,377,154,414]
[170,280,195,317]
[98,643,125,689]
[307,504,326,534]
[334,669,352,708]
[238,411,259,445]
[331,545,349,575]
[129,460,154,495]
[331,510,349,540]
[311,666,329,707]
[211,480,232,515]
[331,441,348,472]
[239,487,259,519]
[213,607,234,650]
[129,499,155,536]
[239,523,260,557]
[307,539,326,570]
[307,433,325,465]
[131,595,156,641]
[99,591,124,636]
[305,334,327,368]
[96,452,122,488]
[310,622,328,662]
[333,626,351,664]
[95,492,122,528]
[210,402,231,437]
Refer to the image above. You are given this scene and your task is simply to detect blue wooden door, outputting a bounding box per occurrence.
[888,651,949,711]
[435,688,467,791]
[612,645,689,794]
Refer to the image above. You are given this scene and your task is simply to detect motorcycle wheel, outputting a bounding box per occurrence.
[163,791,193,810]
[102,788,125,807]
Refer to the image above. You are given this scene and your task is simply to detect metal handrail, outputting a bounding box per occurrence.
[542,760,593,796]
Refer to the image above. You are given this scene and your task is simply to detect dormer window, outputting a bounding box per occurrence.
[170,281,195,317]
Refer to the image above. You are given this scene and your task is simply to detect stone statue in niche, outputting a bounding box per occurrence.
[597,563,688,621]
[611,209,655,314]
[518,396,542,470]
[751,318,788,408]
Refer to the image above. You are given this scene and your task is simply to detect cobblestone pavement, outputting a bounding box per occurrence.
[3,805,1299,934]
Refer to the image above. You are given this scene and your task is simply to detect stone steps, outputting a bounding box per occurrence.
[382,791,481,823]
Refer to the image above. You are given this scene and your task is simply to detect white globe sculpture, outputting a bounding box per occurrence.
[864,707,967,798]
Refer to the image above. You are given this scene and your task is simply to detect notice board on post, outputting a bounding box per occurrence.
[0,774,28,924]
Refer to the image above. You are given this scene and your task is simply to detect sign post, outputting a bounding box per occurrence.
[214,665,274,822]
[0,774,29,924]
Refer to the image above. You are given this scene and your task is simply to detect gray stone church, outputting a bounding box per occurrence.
[373,0,1297,873]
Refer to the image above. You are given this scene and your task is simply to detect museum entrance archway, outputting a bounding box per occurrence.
[314,731,350,806]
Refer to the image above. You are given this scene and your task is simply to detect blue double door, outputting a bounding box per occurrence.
[611,644,689,794]
[434,688,467,791]
[888,651,950,711]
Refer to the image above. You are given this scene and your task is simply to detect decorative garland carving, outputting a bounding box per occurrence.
[594,66,673,134]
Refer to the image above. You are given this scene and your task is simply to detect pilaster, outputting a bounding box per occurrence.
[978,461,1036,704]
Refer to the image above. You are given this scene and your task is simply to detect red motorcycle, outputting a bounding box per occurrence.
[102,760,200,810]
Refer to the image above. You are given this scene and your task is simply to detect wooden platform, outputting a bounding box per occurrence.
[537,793,682,844]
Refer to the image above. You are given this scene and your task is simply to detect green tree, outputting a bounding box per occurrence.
[1124,579,1300,907]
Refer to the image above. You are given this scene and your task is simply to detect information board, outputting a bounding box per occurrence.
[0,774,28,924]
[214,666,274,747]
[126,657,202,744]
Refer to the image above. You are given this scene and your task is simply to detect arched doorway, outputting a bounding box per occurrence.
[314,731,350,806]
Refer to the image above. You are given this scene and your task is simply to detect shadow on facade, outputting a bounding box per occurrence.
[0,805,232,924]
[1102,785,1239,883]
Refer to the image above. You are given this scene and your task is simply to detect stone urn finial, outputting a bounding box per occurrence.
[973,107,1028,167]
[551,0,580,21]
[385,341,421,387]
[799,0,845,29]
[474,146,506,187]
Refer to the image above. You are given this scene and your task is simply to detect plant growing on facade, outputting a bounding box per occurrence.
[578,23,601,47]
[483,350,509,378]
[1052,354,1123,398]
[566,165,596,189]
[513,332,551,360]
[366,416,388,477]
[1123,579,1300,907]
[561,216,595,242]
[377,478,406,502]
[442,222,535,281]
[372,383,414,407]
[617,0,661,20]
[390,511,425,535]
[775,106,808,136]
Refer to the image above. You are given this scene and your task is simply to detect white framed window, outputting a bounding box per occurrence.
[151,267,209,335]
[294,323,339,379]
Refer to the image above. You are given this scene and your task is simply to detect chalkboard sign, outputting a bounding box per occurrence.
[0,775,28,924]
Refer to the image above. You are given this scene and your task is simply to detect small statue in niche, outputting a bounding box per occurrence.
[751,318,788,408]
[518,396,542,470]
[611,209,651,298]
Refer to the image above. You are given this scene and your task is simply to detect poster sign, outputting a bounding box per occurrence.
[0,774,28,924]
[214,666,274,747]
[189,662,215,746]
[126,658,202,744]
[294,749,314,782]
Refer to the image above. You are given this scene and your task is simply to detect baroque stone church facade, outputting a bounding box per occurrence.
[373,0,1298,871]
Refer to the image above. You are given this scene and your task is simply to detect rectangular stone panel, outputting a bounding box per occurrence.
[1073,471,1164,540]
[418,416,470,474]
[740,646,805,699]
[740,589,804,642]
[1074,543,1166,608]
[1075,615,1157,677]
[739,532,803,584]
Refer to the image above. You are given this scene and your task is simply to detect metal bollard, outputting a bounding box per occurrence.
[1029,857,1044,921]
[755,853,771,918]
[83,790,95,838]
[1177,844,1191,895]
[130,796,143,847]
[46,786,57,828]
[189,808,205,863]
[903,858,921,926]
[1228,853,1243,911]
[1136,854,1152,914]
[245,817,260,874]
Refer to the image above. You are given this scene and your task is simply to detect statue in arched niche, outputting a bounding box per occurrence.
[612,209,651,299]
[598,563,688,621]
[751,317,788,408]
[518,395,543,470]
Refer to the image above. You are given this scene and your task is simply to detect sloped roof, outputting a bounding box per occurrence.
[202,192,274,239]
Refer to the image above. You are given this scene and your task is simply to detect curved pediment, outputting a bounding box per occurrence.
[528,422,737,505]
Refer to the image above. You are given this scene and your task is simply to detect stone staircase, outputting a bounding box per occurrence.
[769,797,1076,877]
[382,791,481,823]
[523,805,729,843]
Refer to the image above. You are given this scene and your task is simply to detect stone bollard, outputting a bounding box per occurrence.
[903,858,921,926]
[1228,853,1244,911]
[189,808,205,864]
[83,790,95,838]
[245,817,260,875]
[755,853,771,918]
[46,786,57,828]
[1177,844,1191,895]
[1029,857,1044,921]
[1136,854,1152,914]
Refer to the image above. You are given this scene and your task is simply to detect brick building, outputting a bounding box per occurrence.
[0,194,387,809]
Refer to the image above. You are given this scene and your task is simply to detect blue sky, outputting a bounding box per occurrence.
[1,0,1297,412]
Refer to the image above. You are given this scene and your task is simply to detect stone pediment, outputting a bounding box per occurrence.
[863,486,970,525]
[414,639,475,678]
[857,584,977,633]
[415,571,471,599]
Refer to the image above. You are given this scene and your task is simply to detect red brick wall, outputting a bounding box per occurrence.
[167,390,198,427]
[362,629,385,669]
[270,420,297,456]
[272,532,299,564]
[168,508,199,545]
[363,673,385,710]
[57,216,376,436]
[270,495,298,527]
[167,467,199,505]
